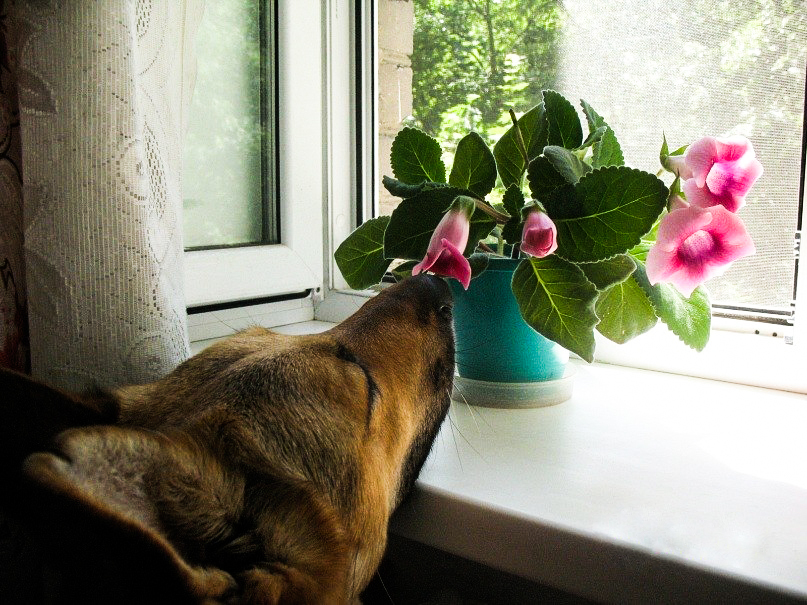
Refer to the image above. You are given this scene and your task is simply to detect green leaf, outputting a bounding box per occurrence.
[526,156,568,201]
[449,132,497,197]
[390,260,418,282]
[334,216,392,290]
[500,186,525,244]
[384,189,495,261]
[468,252,490,278]
[595,275,658,344]
[502,184,525,218]
[580,125,607,150]
[382,175,450,199]
[390,127,446,184]
[580,99,624,168]
[493,104,548,189]
[543,90,583,150]
[628,217,662,264]
[543,145,591,184]
[511,256,599,363]
[579,255,636,290]
[544,166,668,263]
[632,262,712,351]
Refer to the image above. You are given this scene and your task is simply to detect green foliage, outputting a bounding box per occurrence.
[336,89,721,361]
[541,167,667,262]
[449,132,498,197]
[511,256,599,362]
[632,263,712,351]
[493,104,548,189]
[390,127,447,184]
[334,217,391,290]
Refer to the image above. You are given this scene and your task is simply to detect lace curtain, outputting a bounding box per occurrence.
[0,0,204,390]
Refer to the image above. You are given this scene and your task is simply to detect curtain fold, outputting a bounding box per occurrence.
[0,0,204,390]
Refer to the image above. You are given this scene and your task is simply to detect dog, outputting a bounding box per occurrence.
[0,274,455,604]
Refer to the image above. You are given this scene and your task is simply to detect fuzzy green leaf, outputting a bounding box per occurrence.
[502,184,525,218]
[632,262,712,351]
[449,132,497,197]
[543,90,583,150]
[543,145,591,184]
[334,216,392,289]
[384,188,495,261]
[580,99,624,168]
[493,104,548,189]
[511,256,599,362]
[595,275,658,344]
[579,255,636,290]
[391,127,446,184]
[382,175,450,199]
[544,166,668,263]
[580,125,607,150]
[526,156,568,201]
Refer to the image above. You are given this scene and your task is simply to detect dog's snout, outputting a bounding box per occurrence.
[410,274,454,316]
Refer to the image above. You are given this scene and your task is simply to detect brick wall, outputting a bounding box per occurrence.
[377,0,413,217]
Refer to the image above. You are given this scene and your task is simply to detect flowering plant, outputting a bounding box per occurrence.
[335,90,761,362]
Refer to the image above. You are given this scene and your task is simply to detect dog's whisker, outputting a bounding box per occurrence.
[374,571,396,605]
[446,411,465,472]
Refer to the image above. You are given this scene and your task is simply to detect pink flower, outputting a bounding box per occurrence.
[681,135,763,213]
[646,205,755,298]
[412,205,472,289]
[520,209,557,258]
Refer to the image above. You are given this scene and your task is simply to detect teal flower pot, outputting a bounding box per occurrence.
[448,257,569,383]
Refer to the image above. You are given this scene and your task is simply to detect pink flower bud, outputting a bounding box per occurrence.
[681,135,763,213]
[412,204,472,289]
[664,154,694,180]
[520,209,558,258]
[646,205,755,298]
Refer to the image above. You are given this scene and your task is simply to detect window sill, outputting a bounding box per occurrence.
[390,361,807,603]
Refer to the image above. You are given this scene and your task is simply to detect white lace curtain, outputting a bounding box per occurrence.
[0,0,204,390]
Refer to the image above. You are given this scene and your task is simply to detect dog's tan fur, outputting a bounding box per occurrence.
[0,274,455,604]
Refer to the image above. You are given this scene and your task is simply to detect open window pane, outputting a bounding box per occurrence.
[391,0,805,313]
[183,0,277,249]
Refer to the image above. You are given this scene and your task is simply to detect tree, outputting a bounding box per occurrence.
[411,0,564,144]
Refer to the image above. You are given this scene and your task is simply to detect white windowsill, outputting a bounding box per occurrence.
[197,319,807,602]
[391,361,807,604]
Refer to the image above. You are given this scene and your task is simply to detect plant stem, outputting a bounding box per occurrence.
[473,198,511,224]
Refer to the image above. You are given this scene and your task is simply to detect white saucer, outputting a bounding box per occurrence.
[451,365,576,409]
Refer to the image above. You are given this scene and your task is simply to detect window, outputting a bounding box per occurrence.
[348,0,807,390]
[183,0,277,250]
[182,0,336,309]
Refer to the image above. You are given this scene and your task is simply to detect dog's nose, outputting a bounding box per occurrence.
[409,274,454,318]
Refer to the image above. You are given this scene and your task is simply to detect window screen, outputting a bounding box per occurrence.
[403,0,805,313]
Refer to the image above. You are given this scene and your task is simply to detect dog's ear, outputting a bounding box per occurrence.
[18,427,237,604]
[18,424,352,604]
[0,368,118,487]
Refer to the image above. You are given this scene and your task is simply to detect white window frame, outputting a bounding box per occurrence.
[184,0,328,308]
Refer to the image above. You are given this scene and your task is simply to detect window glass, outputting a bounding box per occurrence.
[393,0,805,313]
[182,0,276,249]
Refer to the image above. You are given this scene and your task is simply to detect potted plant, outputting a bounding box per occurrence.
[335,90,761,406]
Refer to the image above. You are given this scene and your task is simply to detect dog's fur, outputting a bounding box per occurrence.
[0,274,455,604]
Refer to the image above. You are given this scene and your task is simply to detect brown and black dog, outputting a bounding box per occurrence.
[0,274,455,604]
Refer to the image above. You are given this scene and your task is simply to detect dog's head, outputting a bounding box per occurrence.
[0,274,455,604]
